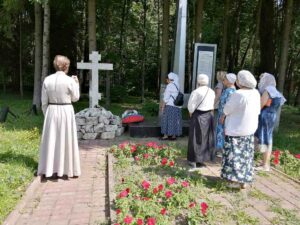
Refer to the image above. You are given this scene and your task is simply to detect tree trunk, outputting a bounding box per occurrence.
[194,0,205,42]
[295,83,300,106]
[156,0,161,95]
[233,0,241,69]
[141,0,147,104]
[259,0,275,74]
[118,0,127,85]
[19,14,23,98]
[278,0,293,93]
[160,0,170,83]
[88,0,96,52]
[251,0,262,72]
[32,2,42,113]
[41,0,50,83]
[220,0,229,70]
[159,0,170,115]
[105,2,111,108]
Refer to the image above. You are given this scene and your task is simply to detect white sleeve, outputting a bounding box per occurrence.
[41,82,48,115]
[187,91,200,114]
[69,79,80,102]
[163,84,172,103]
[223,93,238,116]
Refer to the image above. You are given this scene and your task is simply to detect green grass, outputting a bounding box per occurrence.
[274,105,300,154]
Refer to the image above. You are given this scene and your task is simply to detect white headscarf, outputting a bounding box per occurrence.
[197,73,209,86]
[168,72,179,88]
[237,70,257,89]
[225,73,236,84]
[258,72,286,105]
[258,72,276,93]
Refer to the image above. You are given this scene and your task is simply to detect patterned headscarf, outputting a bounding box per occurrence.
[225,73,237,84]
[237,70,257,89]
[258,72,276,93]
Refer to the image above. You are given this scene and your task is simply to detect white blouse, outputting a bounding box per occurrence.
[187,86,215,114]
[223,89,260,136]
[163,82,180,107]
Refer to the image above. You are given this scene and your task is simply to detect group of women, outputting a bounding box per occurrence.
[161,70,285,189]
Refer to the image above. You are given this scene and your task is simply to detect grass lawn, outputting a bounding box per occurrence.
[0,93,299,223]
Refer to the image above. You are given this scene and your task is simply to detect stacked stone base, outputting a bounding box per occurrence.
[75,107,124,140]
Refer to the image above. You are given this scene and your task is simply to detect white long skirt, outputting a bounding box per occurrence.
[37,105,81,177]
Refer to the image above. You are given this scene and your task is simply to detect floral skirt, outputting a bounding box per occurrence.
[221,135,254,183]
[161,105,182,136]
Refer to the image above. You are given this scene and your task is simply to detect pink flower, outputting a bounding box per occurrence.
[147,217,156,225]
[165,190,173,198]
[189,202,196,208]
[182,181,189,187]
[119,142,129,149]
[294,154,300,159]
[130,145,137,153]
[146,142,158,148]
[169,161,174,167]
[160,208,167,215]
[161,158,168,165]
[143,197,151,201]
[114,224,120,225]
[142,180,151,190]
[158,184,164,191]
[201,202,208,216]
[143,154,149,159]
[137,218,144,225]
[118,190,128,198]
[135,156,140,161]
[167,177,176,185]
[153,187,159,194]
[126,188,130,193]
[124,215,133,224]
[116,209,121,214]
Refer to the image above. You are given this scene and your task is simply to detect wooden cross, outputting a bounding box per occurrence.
[77,51,113,108]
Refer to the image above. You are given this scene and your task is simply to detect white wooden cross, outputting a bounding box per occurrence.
[77,51,113,108]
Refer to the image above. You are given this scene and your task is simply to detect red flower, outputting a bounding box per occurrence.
[295,154,300,159]
[130,145,137,153]
[119,142,128,149]
[146,142,156,148]
[124,215,133,224]
[201,202,208,216]
[116,209,121,215]
[182,181,189,187]
[137,218,144,225]
[153,187,159,194]
[158,184,164,191]
[142,180,151,190]
[143,153,149,159]
[161,158,168,165]
[143,197,151,201]
[160,208,167,215]
[273,150,281,165]
[126,188,130,193]
[118,190,128,198]
[114,224,120,225]
[147,217,156,225]
[169,161,174,167]
[167,177,176,185]
[165,190,173,198]
[189,202,196,208]
[135,156,140,161]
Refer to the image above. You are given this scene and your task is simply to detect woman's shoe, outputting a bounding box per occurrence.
[227,182,241,189]
[255,166,270,172]
[159,136,169,140]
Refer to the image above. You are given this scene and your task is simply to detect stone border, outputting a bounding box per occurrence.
[107,153,116,224]
[3,176,41,225]
[271,166,300,185]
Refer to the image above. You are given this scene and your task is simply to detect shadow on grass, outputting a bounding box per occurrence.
[0,151,38,171]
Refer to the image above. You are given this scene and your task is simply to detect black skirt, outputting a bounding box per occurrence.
[187,110,215,163]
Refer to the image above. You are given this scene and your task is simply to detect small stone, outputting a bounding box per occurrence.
[104,125,118,132]
[86,117,98,125]
[80,128,86,134]
[85,124,94,133]
[82,133,98,140]
[115,127,125,137]
[100,132,115,139]
[76,117,86,126]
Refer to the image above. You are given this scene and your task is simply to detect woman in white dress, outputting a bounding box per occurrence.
[38,55,81,178]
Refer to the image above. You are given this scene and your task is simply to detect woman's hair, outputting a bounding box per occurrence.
[197,74,209,86]
[53,55,70,72]
[216,71,226,82]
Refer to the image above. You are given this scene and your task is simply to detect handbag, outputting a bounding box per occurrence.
[171,83,184,106]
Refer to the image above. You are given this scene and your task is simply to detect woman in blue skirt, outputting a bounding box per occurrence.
[255,73,286,172]
[160,72,182,140]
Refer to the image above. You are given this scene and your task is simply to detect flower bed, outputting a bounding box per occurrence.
[271,149,300,180]
[110,142,212,225]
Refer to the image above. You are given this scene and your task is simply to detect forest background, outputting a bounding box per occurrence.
[0,0,299,108]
